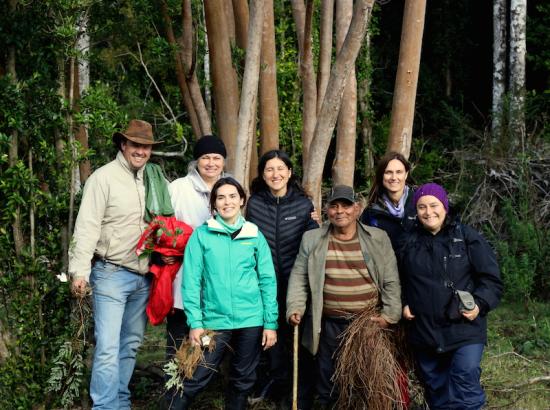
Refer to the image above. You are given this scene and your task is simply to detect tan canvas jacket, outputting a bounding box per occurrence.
[286,221,402,355]
[68,151,150,281]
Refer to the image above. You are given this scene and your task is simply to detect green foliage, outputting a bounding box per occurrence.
[494,201,537,302]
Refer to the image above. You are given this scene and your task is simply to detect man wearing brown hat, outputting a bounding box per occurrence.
[286,185,402,408]
[69,119,161,409]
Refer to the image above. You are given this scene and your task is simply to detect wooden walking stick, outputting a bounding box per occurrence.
[292,325,299,410]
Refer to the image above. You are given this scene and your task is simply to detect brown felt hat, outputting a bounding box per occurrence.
[112,119,162,146]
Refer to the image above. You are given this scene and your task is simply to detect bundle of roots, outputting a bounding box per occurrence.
[175,330,217,379]
[333,308,407,410]
[164,330,218,394]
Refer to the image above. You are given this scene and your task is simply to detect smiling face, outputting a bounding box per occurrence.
[416,195,447,234]
[326,200,361,231]
[197,153,225,184]
[121,140,152,171]
[382,159,408,198]
[214,183,244,224]
[262,157,292,197]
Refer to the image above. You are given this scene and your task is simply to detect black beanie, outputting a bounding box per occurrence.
[193,135,227,159]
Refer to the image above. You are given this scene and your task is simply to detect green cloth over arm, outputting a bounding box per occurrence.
[144,163,174,222]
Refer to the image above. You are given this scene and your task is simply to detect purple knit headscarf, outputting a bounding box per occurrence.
[413,183,449,212]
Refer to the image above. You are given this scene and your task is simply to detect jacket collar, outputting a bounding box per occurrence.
[187,161,231,195]
[116,151,145,180]
[206,217,258,239]
[257,187,298,204]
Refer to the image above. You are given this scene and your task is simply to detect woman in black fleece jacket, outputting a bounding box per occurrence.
[246,150,318,408]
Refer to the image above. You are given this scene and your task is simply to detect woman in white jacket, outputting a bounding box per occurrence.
[164,134,227,409]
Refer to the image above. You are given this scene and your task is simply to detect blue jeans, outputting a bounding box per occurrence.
[415,343,485,410]
[89,260,151,409]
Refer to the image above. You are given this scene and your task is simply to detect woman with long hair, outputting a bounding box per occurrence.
[400,183,502,409]
[179,177,278,410]
[246,150,318,408]
[360,152,416,251]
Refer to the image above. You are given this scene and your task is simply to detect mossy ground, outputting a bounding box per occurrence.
[130,302,550,409]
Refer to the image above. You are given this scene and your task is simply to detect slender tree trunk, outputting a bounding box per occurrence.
[159,1,202,138]
[317,0,334,114]
[492,0,507,141]
[290,0,306,56]
[387,0,426,159]
[162,1,212,137]
[55,56,69,271]
[259,0,279,154]
[205,0,240,163]
[508,0,526,148]
[202,3,212,115]
[231,0,264,187]
[76,12,91,184]
[68,56,78,236]
[232,0,249,49]
[8,0,24,257]
[332,0,357,186]
[359,30,374,179]
[303,0,374,210]
[181,0,193,75]
[296,0,317,166]
[224,0,236,45]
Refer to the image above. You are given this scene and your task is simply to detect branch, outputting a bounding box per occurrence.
[136,43,177,123]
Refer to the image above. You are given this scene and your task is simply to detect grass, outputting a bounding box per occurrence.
[130,301,550,409]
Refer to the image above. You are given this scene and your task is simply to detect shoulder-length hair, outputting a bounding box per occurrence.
[250,149,309,197]
[209,177,247,213]
[367,152,413,206]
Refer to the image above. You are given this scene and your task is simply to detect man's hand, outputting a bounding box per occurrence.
[403,305,415,320]
[289,313,301,326]
[161,255,177,265]
[71,278,89,298]
[461,304,479,321]
[262,329,277,350]
[310,210,320,224]
[189,328,205,347]
[370,315,390,329]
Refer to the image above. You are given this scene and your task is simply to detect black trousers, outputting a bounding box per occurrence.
[316,317,350,406]
[181,326,263,408]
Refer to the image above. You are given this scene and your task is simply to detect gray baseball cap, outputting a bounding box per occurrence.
[327,185,356,204]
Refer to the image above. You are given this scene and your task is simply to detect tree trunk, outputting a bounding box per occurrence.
[492,0,507,141]
[204,0,240,163]
[8,0,24,258]
[332,0,357,186]
[358,30,374,180]
[259,0,279,154]
[224,0,236,46]
[76,12,91,184]
[295,0,317,166]
[303,0,374,210]
[231,0,264,188]
[160,0,202,138]
[232,0,249,49]
[508,0,526,147]
[162,1,212,137]
[387,0,427,159]
[181,0,194,75]
[317,0,334,114]
[290,0,306,56]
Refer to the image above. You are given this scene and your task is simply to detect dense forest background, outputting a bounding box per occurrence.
[0,0,548,408]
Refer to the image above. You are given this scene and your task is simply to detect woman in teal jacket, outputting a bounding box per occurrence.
[179,177,278,410]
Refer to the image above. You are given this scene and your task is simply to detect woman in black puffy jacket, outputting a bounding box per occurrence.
[360,151,416,251]
[400,183,503,410]
[246,150,318,408]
